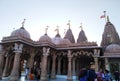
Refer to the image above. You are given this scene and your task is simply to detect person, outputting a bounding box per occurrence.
[36,67,41,80]
[114,71,119,81]
[34,66,41,80]
[104,69,111,81]
[25,67,29,79]
[78,68,88,81]
[29,68,35,80]
[96,69,104,81]
[87,68,97,81]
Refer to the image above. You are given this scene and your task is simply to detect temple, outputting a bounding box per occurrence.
[0,17,120,81]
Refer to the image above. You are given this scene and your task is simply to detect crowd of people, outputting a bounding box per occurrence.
[78,67,120,81]
[25,66,41,80]
[24,66,120,81]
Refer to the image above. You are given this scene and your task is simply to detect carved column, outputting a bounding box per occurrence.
[2,56,9,77]
[105,57,109,70]
[76,60,79,75]
[94,49,100,72]
[94,57,98,72]
[67,50,73,81]
[0,45,4,79]
[63,59,66,74]
[28,49,35,70]
[47,58,50,74]
[10,43,23,81]
[51,53,57,79]
[72,58,76,75]
[41,47,50,81]
[57,58,62,75]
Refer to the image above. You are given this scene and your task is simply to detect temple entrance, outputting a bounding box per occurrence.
[75,54,94,74]
[61,56,68,75]
[110,63,119,76]
[78,54,94,69]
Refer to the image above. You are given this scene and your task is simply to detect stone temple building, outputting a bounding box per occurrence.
[0,16,120,81]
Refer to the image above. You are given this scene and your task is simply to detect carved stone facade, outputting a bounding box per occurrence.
[0,18,119,80]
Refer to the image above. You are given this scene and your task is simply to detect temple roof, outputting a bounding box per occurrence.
[105,44,120,53]
[101,17,120,47]
[64,28,75,43]
[39,34,52,43]
[77,30,88,43]
[11,27,31,39]
[52,33,62,45]
[52,33,71,45]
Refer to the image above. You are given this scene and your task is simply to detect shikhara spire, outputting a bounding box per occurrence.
[77,23,88,43]
[101,16,120,47]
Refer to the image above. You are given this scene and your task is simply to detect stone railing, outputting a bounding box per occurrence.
[69,41,97,47]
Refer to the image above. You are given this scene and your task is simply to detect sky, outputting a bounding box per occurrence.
[0,0,120,46]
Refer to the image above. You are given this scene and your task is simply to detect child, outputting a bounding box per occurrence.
[29,68,35,80]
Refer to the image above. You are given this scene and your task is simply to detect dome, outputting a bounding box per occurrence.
[11,27,31,39]
[105,44,120,53]
[60,39,71,45]
[52,36,62,45]
[52,34,71,45]
[39,34,52,43]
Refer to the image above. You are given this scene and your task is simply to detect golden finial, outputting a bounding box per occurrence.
[55,25,59,34]
[103,11,106,22]
[67,20,71,29]
[103,11,106,14]
[107,16,110,22]
[64,29,66,34]
[79,23,83,30]
[21,19,26,27]
[45,25,49,34]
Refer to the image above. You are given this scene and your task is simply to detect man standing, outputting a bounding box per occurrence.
[87,68,97,81]
[114,71,119,81]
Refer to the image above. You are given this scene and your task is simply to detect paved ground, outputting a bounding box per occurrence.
[1,75,77,81]
[0,73,116,81]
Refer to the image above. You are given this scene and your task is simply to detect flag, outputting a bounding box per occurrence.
[100,15,105,18]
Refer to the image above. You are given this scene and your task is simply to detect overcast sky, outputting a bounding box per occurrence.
[0,0,120,46]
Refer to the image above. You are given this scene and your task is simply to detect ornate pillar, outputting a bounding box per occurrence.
[0,45,4,79]
[2,56,9,77]
[105,57,109,70]
[72,58,76,75]
[10,43,23,81]
[94,49,100,72]
[76,59,79,75]
[41,47,50,81]
[94,57,98,72]
[57,57,62,75]
[67,50,73,81]
[63,59,66,74]
[27,48,35,70]
[51,53,57,79]
[47,58,50,74]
